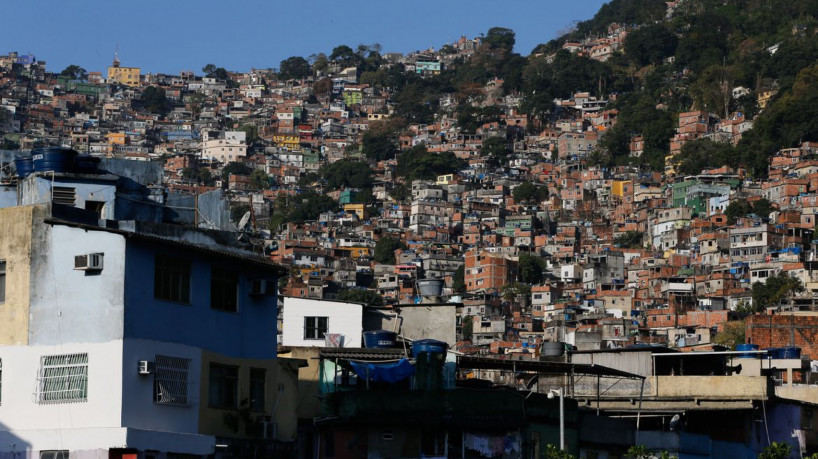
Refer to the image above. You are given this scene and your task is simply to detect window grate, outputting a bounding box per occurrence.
[154,355,195,407]
[52,187,76,206]
[36,353,88,404]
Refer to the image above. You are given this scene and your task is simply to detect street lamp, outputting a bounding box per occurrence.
[547,388,564,451]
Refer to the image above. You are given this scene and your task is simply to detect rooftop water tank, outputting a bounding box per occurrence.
[32,147,78,173]
[14,154,33,178]
[74,155,101,174]
[363,330,398,349]
[417,278,443,296]
[542,341,566,357]
[766,347,801,359]
[736,343,760,359]
[412,339,447,356]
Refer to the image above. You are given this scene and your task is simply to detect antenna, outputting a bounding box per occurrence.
[113,44,120,67]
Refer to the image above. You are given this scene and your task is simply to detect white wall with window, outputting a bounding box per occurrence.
[280,297,363,348]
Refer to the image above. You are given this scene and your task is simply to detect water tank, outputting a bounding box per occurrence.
[74,155,101,174]
[14,155,33,178]
[32,147,78,173]
[736,343,760,359]
[417,278,443,296]
[766,347,801,359]
[542,341,566,356]
[363,330,398,348]
[412,339,447,356]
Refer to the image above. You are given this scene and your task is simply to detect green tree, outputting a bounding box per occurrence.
[249,169,271,190]
[279,56,311,80]
[483,27,516,51]
[202,64,230,81]
[624,24,678,66]
[337,289,385,306]
[614,231,644,249]
[757,442,792,459]
[330,45,361,68]
[374,236,406,264]
[724,199,753,224]
[481,136,511,163]
[141,86,169,116]
[361,122,398,161]
[544,444,576,459]
[320,158,373,190]
[60,64,88,81]
[461,315,473,341]
[396,145,465,182]
[182,167,215,186]
[675,138,739,176]
[239,124,259,146]
[452,265,466,294]
[389,183,410,203]
[221,161,253,180]
[713,320,746,350]
[751,272,805,312]
[513,181,548,204]
[518,254,546,284]
[752,198,775,220]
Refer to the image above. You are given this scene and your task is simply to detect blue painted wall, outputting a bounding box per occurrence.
[123,239,278,360]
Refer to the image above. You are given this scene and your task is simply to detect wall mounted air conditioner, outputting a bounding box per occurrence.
[75,253,104,271]
[138,360,155,375]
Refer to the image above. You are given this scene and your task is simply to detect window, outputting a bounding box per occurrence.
[39,452,68,459]
[304,316,328,340]
[209,363,238,409]
[154,255,191,303]
[36,353,88,404]
[249,368,265,411]
[154,355,193,407]
[0,260,5,303]
[211,268,238,312]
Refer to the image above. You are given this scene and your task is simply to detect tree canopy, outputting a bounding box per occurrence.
[512,182,548,204]
[396,145,465,182]
[337,289,385,306]
[374,236,406,264]
[751,272,804,312]
[279,56,311,80]
[141,86,168,116]
[320,158,374,190]
[60,65,87,81]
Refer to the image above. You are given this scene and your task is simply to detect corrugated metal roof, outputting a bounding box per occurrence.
[458,355,645,380]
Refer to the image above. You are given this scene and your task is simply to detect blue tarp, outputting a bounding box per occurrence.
[349,358,415,383]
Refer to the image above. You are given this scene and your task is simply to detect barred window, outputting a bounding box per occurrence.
[36,353,88,404]
[154,355,194,407]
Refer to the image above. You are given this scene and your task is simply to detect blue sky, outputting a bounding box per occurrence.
[1,1,608,75]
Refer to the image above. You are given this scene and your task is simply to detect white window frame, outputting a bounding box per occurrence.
[304,316,328,340]
[36,353,88,404]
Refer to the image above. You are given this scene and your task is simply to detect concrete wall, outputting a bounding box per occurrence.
[123,239,278,359]
[281,297,362,348]
[0,341,125,452]
[120,339,202,434]
[397,304,457,345]
[29,223,127,345]
[0,206,35,345]
[655,376,768,398]
[20,175,117,218]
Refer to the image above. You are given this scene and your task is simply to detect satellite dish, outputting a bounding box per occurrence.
[237,211,251,232]
[669,414,681,431]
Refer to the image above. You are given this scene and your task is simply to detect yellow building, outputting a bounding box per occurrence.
[272,134,301,151]
[337,246,372,258]
[344,203,366,220]
[107,58,141,87]
[611,180,632,198]
[436,174,455,185]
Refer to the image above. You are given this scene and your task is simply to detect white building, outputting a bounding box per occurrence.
[281,297,363,348]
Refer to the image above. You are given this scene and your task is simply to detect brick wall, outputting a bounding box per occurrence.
[746,314,818,359]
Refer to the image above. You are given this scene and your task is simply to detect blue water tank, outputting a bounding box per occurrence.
[14,155,34,178]
[363,330,398,348]
[412,339,447,356]
[766,347,801,359]
[735,343,759,358]
[32,147,78,173]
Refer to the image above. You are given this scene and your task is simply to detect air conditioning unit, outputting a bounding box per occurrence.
[138,360,155,375]
[250,279,274,296]
[75,253,104,271]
